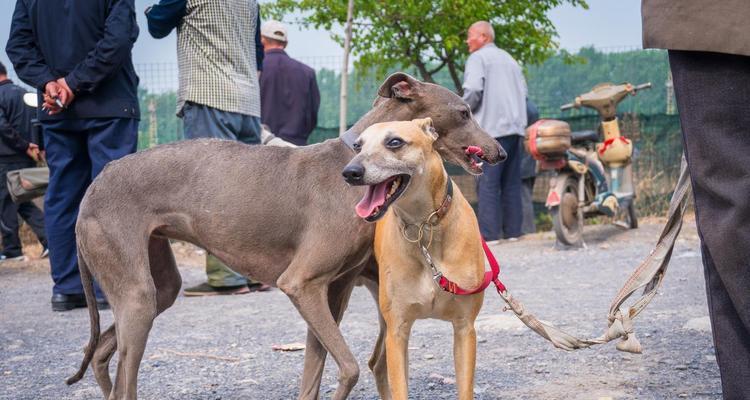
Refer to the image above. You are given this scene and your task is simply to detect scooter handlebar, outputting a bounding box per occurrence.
[560,103,575,111]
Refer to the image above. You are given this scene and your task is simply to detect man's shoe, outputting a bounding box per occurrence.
[51,293,86,312]
[247,282,273,292]
[0,253,26,262]
[96,297,110,310]
[183,282,250,297]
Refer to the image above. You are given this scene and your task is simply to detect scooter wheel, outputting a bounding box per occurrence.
[551,177,583,245]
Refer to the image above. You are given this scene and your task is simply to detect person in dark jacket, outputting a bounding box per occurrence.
[6,0,139,311]
[0,62,48,262]
[642,1,750,398]
[259,20,320,146]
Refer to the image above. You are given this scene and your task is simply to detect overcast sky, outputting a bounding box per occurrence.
[0,0,642,74]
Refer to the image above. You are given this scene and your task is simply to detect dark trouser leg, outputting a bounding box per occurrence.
[669,50,750,400]
[498,135,523,238]
[0,162,30,256]
[521,178,536,235]
[44,118,137,295]
[17,199,47,248]
[44,123,91,295]
[477,139,506,241]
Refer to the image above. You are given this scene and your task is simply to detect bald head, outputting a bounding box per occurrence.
[466,21,495,53]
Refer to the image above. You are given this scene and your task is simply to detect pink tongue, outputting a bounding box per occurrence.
[356,181,390,218]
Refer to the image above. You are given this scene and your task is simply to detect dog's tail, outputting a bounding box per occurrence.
[66,247,100,385]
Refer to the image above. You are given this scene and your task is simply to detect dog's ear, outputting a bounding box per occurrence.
[377,72,421,100]
[414,118,438,141]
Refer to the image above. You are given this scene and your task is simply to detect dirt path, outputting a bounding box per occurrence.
[0,221,721,399]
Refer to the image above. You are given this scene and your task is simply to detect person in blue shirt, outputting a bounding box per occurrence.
[6,0,139,311]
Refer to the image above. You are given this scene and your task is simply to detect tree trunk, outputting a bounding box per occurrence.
[446,57,463,96]
[338,0,355,136]
[413,58,436,84]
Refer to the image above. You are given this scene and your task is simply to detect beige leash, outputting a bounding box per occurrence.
[495,156,692,353]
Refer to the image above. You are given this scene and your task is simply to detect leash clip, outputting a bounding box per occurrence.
[420,245,442,283]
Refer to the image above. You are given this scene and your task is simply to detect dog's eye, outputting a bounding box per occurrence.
[386,138,405,149]
[461,109,471,120]
[352,142,362,152]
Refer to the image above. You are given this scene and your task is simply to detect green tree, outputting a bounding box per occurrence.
[265,0,587,93]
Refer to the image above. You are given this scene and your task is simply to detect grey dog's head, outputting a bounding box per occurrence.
[343,118,438,222]
[365,73,507,176]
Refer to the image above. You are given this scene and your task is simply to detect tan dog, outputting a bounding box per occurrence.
[342,118,486,399]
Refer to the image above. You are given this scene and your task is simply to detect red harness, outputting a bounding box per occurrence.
[430,237,506,295]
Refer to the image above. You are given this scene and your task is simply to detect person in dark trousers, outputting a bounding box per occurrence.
[642,1,750,398]
[6,0,139,311]
[146,0,270,296]
[0,61,48,262]
[519,98,539,235]
[259,20,320,146]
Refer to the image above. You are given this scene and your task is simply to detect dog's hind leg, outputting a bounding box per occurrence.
[147,236,182,317]
[298,266,360,400]
[92,324,117,397]
[277,251,361,400]
[93,236,181,399]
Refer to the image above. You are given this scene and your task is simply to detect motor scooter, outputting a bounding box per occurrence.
[526,82,651,245]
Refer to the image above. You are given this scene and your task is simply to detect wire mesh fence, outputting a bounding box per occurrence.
[7,47,684,216]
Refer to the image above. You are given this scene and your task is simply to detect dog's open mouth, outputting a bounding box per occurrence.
[355,174,411,222]
[464,146,488,174]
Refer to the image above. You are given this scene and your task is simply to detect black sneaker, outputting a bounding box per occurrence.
[0,253,25,262]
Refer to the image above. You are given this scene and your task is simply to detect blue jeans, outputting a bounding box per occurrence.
[182,102,261,145]
[476,135,523,240]
[181,102,261,287]
[43,118,138,295]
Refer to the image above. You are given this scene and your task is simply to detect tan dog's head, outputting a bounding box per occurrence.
[342,118,439,222]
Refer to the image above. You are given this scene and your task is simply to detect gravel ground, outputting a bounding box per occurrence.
[0,221,721,399]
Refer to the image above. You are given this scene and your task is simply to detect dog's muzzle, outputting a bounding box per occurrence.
[342,163,366,185]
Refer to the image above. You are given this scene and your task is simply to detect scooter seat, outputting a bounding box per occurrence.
[571,130,599,144]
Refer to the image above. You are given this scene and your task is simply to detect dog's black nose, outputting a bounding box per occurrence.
[342,164,365,184]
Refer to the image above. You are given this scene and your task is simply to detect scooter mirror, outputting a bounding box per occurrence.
[23,92,38,108]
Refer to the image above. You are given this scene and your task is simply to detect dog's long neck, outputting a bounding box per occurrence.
[392,153,451,227]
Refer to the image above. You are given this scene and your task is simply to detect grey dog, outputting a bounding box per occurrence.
[65,73,505,400]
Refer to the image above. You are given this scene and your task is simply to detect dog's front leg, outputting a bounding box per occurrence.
[384,317,413,400]
[452,318,478,400]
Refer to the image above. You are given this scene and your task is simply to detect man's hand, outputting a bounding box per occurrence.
[26,143,41,162]
[43,78,75,115]
[57,78,75,107]
[43,81,63,114]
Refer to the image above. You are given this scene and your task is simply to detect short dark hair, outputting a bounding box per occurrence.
[0,61,7,76]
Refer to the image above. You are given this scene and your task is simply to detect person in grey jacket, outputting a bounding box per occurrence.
[462,21,527,241]
[642,1,750,398]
